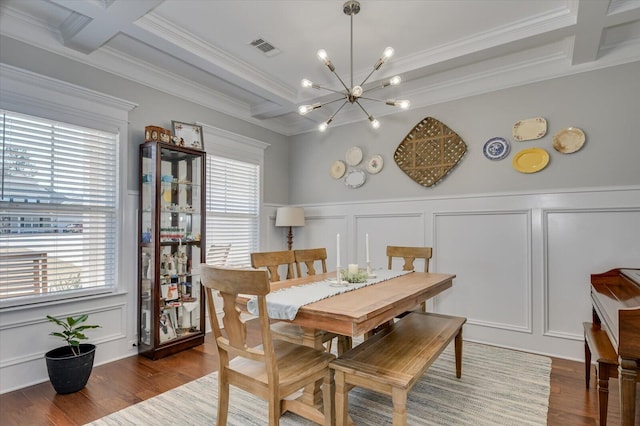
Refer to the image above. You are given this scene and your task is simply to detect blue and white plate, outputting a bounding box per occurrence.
[483,137,510,160]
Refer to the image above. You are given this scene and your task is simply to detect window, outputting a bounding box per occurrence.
[200,123,268,268]
[205,155,259,266]
[0,110,118,303]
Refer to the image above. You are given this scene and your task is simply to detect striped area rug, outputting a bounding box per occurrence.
[87,341,551,425]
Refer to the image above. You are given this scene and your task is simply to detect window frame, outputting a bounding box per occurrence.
[0,64,136,309]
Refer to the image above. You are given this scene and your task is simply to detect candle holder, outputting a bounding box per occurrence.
[330,265,348,286]
[366,261,376,278]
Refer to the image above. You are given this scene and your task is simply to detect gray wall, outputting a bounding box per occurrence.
[0,36,291,205]
[289,62,640,204]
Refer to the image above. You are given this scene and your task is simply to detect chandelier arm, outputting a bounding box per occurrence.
[358,68,378,87]
[328,100,350,121]
[358,95,386,103]
[354,100,373,119]
[331,71,351,92]
[312,85,347,95]
[320,97,350,108]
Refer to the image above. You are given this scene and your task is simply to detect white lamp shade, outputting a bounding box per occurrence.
[275,207,305,227]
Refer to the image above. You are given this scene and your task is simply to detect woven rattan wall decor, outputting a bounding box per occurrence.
[394,117,467,187]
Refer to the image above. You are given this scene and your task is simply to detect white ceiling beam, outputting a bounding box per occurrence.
[571,0,610,65]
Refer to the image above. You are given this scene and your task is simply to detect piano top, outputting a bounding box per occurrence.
[591,268,640,358]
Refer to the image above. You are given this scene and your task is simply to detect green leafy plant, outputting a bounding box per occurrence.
[341,270,368,283]
[47,314,100,356]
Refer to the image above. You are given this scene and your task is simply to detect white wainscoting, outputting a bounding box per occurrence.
[264,186,640,360]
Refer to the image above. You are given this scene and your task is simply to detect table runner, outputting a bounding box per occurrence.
[247,270,412,320]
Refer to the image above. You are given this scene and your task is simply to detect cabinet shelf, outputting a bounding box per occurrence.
[138,141,206,360]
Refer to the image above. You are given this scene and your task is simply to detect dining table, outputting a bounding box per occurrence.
[237,269,456,425]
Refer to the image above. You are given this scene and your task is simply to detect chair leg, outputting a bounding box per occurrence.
[322,369,335,426]
[454,328,463,378]
[217,369,229,426]
[597,362,611,426]
[268,394,281,426]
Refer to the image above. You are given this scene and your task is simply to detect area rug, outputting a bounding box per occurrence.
[87,341,551,425]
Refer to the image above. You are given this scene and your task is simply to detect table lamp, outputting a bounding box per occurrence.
[275,207,305,250]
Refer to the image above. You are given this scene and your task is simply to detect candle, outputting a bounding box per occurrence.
[366,233,370,263]
[348,264,358,274]
[336,233,341,267]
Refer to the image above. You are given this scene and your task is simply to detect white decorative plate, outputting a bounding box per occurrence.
[344,169,366,188]
[345,146,363,166]
[482,137,510,160]
[552,127,586,154]
[366,155,384,174]
[512,117,547,141]
[330,160,346,179]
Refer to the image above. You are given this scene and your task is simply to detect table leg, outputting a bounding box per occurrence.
[301,326,325,406]
[619,358,638,426]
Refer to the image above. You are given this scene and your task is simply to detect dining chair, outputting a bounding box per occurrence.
[201,265,335,426]
[252,249,340,352]
[250,250,296,281]
[293,248,351,354]
[387,245,432,313]
[365,245,434,338]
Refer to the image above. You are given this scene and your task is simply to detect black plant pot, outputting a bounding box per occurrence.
[45,343,96,394]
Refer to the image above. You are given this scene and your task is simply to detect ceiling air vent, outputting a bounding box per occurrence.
[249,38,281,57]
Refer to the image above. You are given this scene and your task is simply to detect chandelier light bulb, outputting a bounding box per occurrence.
[390,75,401,85]
[369,116,380,129]
[318,122,328,132]
[301,79,313,88]
[383,47,395,59]
[317,49,328,61]
[298,103,321,115]
[351,85,363,98]
[398,100,410,109]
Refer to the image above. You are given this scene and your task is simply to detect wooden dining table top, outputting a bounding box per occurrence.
[238,271,455,338]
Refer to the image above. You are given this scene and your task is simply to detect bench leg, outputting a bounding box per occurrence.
[584,339,592,389]
[391,387,408,426]
[334,371,349,426]
[597,362,611,426]
[454,328,463,378]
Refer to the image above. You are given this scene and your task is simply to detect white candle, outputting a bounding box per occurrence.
[336,233,340,267]
[366,233,370,263]
[348,264,358,274]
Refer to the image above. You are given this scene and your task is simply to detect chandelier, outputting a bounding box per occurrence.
[298,0,409,132]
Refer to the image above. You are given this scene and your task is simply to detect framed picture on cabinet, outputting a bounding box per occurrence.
[159,311,177,343]
[171,121,203,150]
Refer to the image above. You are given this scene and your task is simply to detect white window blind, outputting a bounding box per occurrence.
[0,110,118,303]
[205,155,259,267]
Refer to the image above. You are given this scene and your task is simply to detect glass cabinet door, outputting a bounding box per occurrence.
[138,141,205,359]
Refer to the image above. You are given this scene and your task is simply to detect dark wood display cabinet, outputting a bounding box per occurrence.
[138,141,205,359]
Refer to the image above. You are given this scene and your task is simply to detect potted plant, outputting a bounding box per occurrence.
[45,314,100,394]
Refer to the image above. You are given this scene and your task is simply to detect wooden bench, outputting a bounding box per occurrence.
[330,312,466,426]
[583,321,620,426]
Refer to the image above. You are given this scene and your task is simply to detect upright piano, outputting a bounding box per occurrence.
[590,268,640,426]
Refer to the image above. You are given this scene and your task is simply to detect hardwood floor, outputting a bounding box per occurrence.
[1,318,638,425]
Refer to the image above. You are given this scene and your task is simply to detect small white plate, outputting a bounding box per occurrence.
[345,146,363,166]
[366,154,384,174]
[345,169,366,188]
[330,160,346,179]
[512,117,547,141]
[553,127,586,154]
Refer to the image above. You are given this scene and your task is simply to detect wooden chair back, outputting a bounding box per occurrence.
[387,246,433,272]
[294,248,328,277]
[250,250,295,281]
[201,265,336,425]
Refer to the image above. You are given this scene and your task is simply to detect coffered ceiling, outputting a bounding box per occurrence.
[2,0,639,136]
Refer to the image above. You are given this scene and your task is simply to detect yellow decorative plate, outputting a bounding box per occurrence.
[512,148,550,173]
[552,127,585,154]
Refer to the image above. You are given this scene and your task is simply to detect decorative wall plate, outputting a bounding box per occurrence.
[330,160,346,179]
[344,169,366,188]
[512,117,547,141]
[366,155,384,174]
[552,127,586,153]
[394,117,467,187]
[345,146,363,166]
[512,148,550,173]
[483,137,510,160]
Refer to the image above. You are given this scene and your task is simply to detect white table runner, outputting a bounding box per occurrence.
[247,270,412,320]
